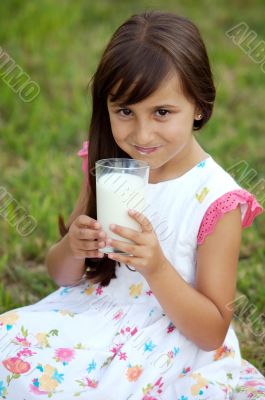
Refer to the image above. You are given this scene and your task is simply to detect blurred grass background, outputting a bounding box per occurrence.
[0,0,264,373]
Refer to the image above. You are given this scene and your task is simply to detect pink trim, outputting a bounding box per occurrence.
[197,189,263,245]
[77,140,89,174]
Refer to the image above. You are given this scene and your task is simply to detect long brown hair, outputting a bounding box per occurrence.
[58,10,216,286]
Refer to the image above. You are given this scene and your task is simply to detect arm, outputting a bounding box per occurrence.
[145,205,242,351]
[45,233,86,287]
[45,176,89,287]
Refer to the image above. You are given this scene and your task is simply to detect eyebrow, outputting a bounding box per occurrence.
[109,101,180,109]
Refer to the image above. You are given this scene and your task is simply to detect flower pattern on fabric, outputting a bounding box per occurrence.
[83,284,96,296]
[126,364,143,381]
[96,285,104,295]
[129,283,144,298]
[13,330,31,347]
[214,345,235,361]
[234,359,265,399]
[87,359,97,373]
[0,380,7,398]
[73,356,103,396]
[0,273,264,399]
[190,372,210,396]
[0,311,19,331]
[116,325,138,340]
[53,348,75,365]
[35,330,59,348]
[59,287,72,296]
[146,289,153,296]
[112,309,124,321]
[1,324,63,397]
[30,364,64,395]
[0,145,264,399]
[195,187,210,203]
[2,353,33,398]
[166,321,176,333]
[143,340,156,353]
[179,367,192,378]
[197,160,207,168]
[52,309,76,317]
[74,376,98,396]
[3,357,31,374]
[142,376,164,399]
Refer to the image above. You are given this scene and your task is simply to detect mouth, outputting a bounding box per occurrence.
[133,145,161,154]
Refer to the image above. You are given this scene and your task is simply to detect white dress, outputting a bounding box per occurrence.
[0,146,263,400]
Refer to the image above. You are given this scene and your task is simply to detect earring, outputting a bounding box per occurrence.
[196,113,203,120]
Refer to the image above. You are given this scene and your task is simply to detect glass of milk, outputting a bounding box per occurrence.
[96,158,149,254]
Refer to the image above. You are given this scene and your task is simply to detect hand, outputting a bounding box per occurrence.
[68,215,108,260]
[106,209,168,278]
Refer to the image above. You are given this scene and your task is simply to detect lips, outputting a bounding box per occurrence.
[134,145,161,154]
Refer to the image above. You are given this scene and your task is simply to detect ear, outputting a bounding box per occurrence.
[194,109,203,121]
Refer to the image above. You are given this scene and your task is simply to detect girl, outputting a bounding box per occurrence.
[0,10,264,400]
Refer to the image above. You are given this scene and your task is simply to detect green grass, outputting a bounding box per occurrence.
[0,0,264,374]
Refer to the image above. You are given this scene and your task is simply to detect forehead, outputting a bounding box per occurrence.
[107,73,187,105]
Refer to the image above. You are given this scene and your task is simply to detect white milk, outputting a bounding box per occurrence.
[96,172,147,253]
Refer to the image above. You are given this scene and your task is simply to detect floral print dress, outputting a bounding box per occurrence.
[0,142,264,400]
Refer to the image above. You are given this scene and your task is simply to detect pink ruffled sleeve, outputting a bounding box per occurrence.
[77,140,89,175]
[197,189,263,245]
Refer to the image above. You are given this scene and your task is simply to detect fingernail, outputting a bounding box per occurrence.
[110,224,116,230]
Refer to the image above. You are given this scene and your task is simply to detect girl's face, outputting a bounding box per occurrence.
[107,73,203,183]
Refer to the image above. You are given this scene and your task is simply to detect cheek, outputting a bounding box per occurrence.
[166,114,194,138]
[162,125,193,149]
[109,119,130,142]
[112,129,128,144]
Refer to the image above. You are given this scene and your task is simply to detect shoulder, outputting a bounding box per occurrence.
[194,155,243,200]
[181,156,263,245]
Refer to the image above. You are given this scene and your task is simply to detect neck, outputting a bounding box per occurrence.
[149,136,208,184]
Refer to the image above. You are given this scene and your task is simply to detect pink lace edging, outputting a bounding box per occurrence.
[77,140,89,174]
[197,189,263,245]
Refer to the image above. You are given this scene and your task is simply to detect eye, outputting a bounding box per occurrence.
[116,108,132,117]
[156,109,170,117]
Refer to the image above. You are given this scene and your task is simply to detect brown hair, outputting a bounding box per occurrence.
[58,10,216,286]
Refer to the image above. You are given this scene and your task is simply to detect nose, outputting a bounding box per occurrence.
[133,118,156,146]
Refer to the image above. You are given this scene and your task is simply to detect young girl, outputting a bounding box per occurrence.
[0,10,264,400]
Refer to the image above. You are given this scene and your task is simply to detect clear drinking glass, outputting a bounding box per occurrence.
[96,158,150,254]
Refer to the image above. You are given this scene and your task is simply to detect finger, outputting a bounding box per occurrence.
[76,215,101,229]
[109,224,142,245]
[128,210,153,233]
[107,252,141,267]
[106,238,139,257]
[78,227,106,241]
[77,238,106,251]
[75,250,104,259]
